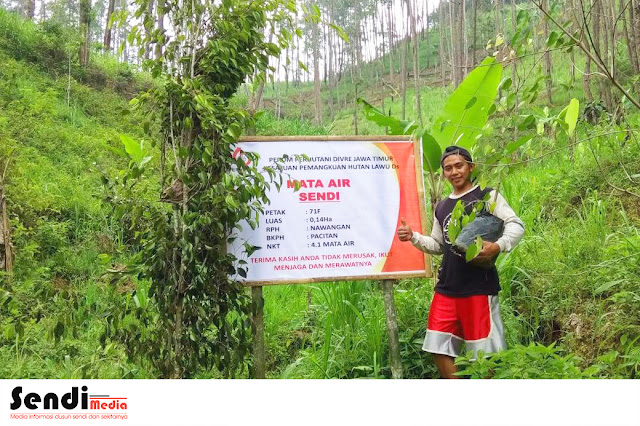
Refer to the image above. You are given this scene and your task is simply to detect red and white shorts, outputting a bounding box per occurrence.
[422,293,507,359]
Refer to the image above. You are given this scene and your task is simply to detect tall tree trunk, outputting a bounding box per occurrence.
[351,61,358,134]
[607,0,616,80]
[122,31,129,63]
[449,0,459,85]
[472,0,477,67]
[0,153,12,279]
[249,31,271,116]
[592,0,603,103]
[461,0,468,76]
[327,1,335,120]
[494,0,501,37]
[40,0,46,20]
[408,0,423,125]
[599,0,613,110]
[426,0,430,68]
[144,0,155,59]
[295,32,301,86]
[323,22,328,84]
[104,0,116,51]
[120,0,129,64]
[583,23,594,102]
[155,0,165,60]
[511,0,518,111]
[25,0,36,20]
[0,186,13,278]
[568,0,580,85]
[356,17,363,77]
[634,1,640,67]
[313,15,322,125]
[387,0,395,82]
[289,43,295,92]
[364,15,371,79]
[626,0,640,75]
[439,2,446,83]
[542,0,553,103]
[79,0,91,66]
[401,0,408,119]
[284,47,290,95]
[633,0,640,95]
[380,2,387,75]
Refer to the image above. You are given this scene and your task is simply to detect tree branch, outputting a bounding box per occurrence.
[473,129,640,167]
[534,0,640,110]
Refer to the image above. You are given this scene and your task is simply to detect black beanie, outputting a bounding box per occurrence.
[440,146,473,165]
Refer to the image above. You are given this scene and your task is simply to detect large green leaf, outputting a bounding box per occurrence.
[419,131,442,173]
[357,98,417,135]
[329,23,349,43]
[432,57,503,149]
[505,135,533,155]
[565,98,580,138]
[120,134,144,164]
[120,134,152,167]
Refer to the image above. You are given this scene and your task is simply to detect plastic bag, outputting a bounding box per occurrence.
[454,213,504,252]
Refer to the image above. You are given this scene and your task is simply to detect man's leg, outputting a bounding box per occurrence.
[433,354,458,379]
[459,295,507,358]
[423,293,463,378]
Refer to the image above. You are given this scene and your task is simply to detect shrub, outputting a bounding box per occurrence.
[455,343,592,379]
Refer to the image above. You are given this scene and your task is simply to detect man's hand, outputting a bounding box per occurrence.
[472,241,500,265]
[398,218,413,242]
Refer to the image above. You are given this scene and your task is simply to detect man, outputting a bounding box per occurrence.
[397,146,524,378]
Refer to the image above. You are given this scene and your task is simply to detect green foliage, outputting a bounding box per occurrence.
[455,343,591,379]
[0,37,151,378]
[357,98,417,135]
[0,9,146,96]
[464,236,484,262]
[102,0,298,378]
[254,110,328,136]
[359,56,503,176]
[591,335,640,378]
[560,98,580,138]
[0,9,72,72]
[355,98,441,173]
[420,132,442,173]
[444,192,492,262]
[271,280,437,379]
[431,57,503,150]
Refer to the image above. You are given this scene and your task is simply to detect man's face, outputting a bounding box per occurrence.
[442,154,474,190]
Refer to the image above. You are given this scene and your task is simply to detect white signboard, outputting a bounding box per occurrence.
[229,136,430,285]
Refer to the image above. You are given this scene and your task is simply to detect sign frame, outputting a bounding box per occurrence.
[236,135,432,286]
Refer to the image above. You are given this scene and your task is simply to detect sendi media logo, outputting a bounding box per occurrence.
[10,386,128,411]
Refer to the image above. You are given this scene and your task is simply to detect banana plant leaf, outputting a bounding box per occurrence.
[432,56,503,149]
[357,98,418,135]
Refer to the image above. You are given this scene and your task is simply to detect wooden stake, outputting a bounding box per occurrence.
[382,279,403,379]
[0,192,12,277]
[0,153,13,280]
[251,285,266,379]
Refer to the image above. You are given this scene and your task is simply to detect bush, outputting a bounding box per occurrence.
[455,343,592,379]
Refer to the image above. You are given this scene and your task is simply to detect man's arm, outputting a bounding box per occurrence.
[489,190,525,252]
[401,214,444,255]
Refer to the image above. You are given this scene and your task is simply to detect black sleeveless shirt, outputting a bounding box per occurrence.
[434,186,500,297]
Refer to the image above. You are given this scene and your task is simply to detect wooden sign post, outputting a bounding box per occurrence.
[251,286,266,379]
[233,136,430,379]
[382,279,403,379]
